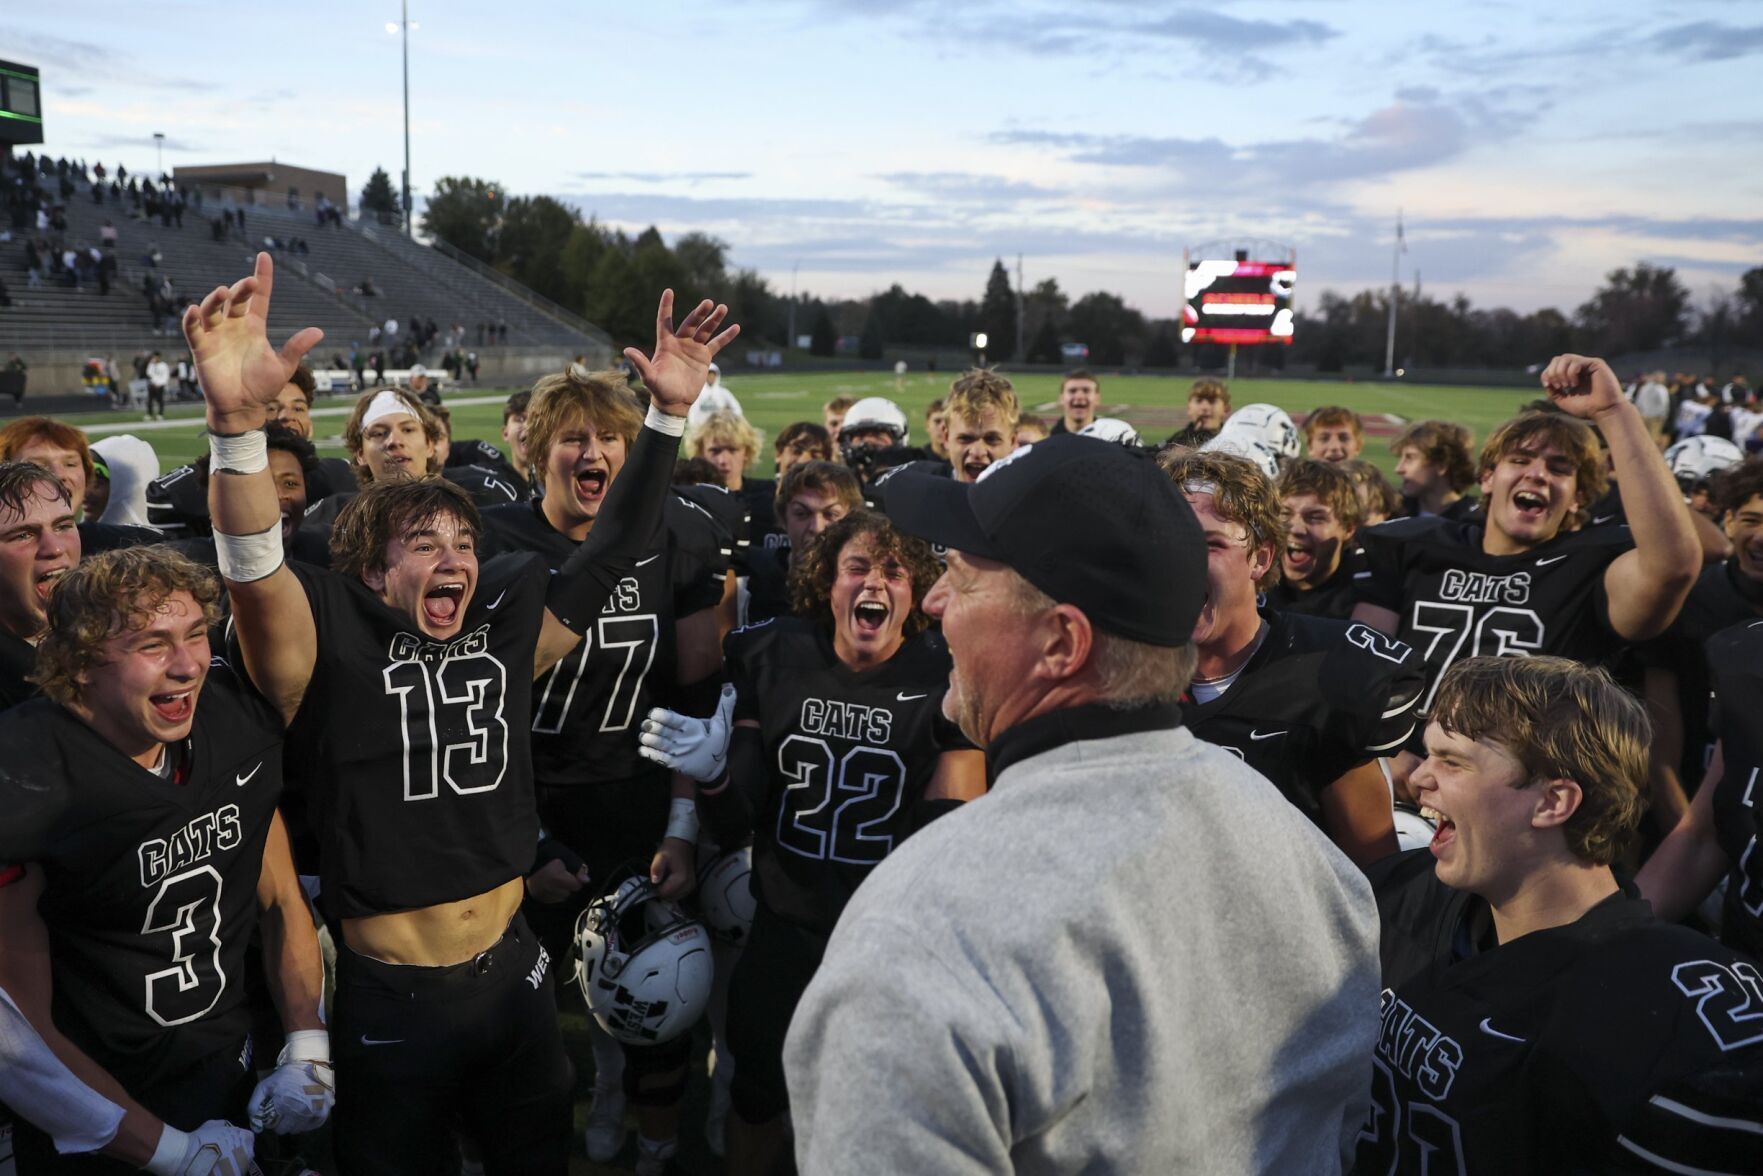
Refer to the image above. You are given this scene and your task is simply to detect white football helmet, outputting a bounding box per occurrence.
[839,397,909,445]
[1392,805,1438,854]
[575,877,714,1045]
[694,847,756,945]
[1077,417,1143,447]
[1219,403,1301,460]
[1664,434,1743,490]
[1200,433,1282,481]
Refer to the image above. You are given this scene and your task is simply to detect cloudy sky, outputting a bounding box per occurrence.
[7,1,1760,317]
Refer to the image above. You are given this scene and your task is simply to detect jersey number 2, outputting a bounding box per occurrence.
[775,736,907,865]
[141,866,225,1027]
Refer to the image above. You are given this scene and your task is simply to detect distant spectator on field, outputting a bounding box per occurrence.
[774,421,833,475]
[1186,378,1231,431]
[1631,371,1670,445]
[924,398,948,459]
[1339,458,1402,526]
[144,351,170,420]
[823,395,856,441]
[1015,416,1050,448]
[1051,369,1100,434]
[406,363,437,406]
[1391,420,1478,520]
[1303,405,1364,463]
[3,355,25,405]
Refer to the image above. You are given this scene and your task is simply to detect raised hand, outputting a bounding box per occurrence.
[182,252,322,432]
[1539,353,1624,420]
[623,290,740,417]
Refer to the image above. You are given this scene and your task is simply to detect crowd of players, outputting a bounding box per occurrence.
[0,251,1758,1175]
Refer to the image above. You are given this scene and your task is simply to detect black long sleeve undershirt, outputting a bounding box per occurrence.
[546,421,681,633]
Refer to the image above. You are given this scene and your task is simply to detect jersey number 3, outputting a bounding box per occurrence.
[142,866,225,1027]
[384,652,511,801]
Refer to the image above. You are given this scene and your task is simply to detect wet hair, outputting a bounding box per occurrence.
[788,510,939,637]
[522,367,643,476]
[1481,412,1606,511]
[774,421,832,462]
[0,460,72,519]
[328,478,481,582]
[775,460,862,512]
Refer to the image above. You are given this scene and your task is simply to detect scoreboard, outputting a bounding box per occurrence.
[0,60,43,147]
[1182,256,1296,346]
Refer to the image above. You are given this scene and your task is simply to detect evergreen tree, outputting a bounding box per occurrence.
[978,259,1018,361]
[360,167,399,216]
[810,309,838,357]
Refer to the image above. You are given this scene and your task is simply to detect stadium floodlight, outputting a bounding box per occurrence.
[388,3,417,236]
[153,131,164,179]
[971,331,988,365]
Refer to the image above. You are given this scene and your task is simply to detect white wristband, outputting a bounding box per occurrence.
[144,1125,190,1175]
[279,1029,329,1066]
[645,405,686,437]
[215,521,285,583]
[665,796,700,843]
[208,429,268,474]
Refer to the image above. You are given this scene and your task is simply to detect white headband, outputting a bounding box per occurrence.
[362,390,419,427]
[1183,480,1219,496]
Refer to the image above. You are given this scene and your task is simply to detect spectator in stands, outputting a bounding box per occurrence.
[355,276,379,296]
[144,351,170,420]
[4,355,25,406]
[0,417,93,515]
[1186,378,1231,431]
[497,318,509,343]
[384,315,399,341]
[1303,406,1364,463]
[98,219,117,247]
[1392,420,1478,520]
[774,422,833,475]
[22,238,42,288]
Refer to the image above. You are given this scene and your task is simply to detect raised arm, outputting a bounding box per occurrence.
[534,290,740,673]
[185,253,321,724]
[1539,355,1699,641]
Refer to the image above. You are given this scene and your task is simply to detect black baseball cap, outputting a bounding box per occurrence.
[882,433,1206,646]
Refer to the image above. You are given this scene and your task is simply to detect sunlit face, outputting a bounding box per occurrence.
[783,489,850,559]
[1395,445,1444,501]
[829,532,913,668]
[15,440,87,512]
[1280,491,1352,588]
[703,439,751,490]
[268,449,308,543]
[75,590,210,768]
[947,408,1013,484]
[1059,379,1098,429]
[271,383,313,439]
[1307,424,1361,463]
[541,412,628,532]
[359,413,435,484]
[921,550,1037,747]
[1182,491,1274,649]
[1725,493,1763,583]
[774,438,826,475]
[1410,721,1563,901]
[1187,395,1227,431]
[1480,441,1578,551]
[0,482,79,639]
[362,512,479,640]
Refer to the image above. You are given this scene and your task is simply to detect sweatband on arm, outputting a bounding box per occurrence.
[208,429,268,475]
[664,797,700,844]
[214,521,284,583]
[0,985,125,1156]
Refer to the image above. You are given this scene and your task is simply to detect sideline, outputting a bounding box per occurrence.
[76,394,515,437]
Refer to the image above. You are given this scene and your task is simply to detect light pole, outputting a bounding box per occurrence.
[788,260,799,349]
[388,4,415,236]
[153,132,164,180]
[973,332,989,367]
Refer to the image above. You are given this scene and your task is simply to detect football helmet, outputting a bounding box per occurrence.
[1664,434,1743,492]
[1219,403,1301,460]
[839,397,910,446]
[694,847,756,945]
[1392,804,1438,854]
[1200,433,1282,480]
[1078,417,1143,447]
[575,876,713,1045]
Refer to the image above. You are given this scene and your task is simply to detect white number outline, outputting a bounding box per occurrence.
[141,865,225,1027]
[774,736,909,865]
[384,651,510,801]
[1409,601,1547,709]
[530,613,659,736]
[1672,958,1763,1052]
[828,746,909,865]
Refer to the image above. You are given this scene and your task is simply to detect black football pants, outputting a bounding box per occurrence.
[726,901,830,1124]
[330,912,573,1176]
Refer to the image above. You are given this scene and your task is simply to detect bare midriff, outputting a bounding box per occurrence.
[341,877,524,966]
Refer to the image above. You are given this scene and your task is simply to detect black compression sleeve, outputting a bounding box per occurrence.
[699,724,764,849]
[547,422,683,634]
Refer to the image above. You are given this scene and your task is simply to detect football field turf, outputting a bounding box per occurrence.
[63,370,1541,478]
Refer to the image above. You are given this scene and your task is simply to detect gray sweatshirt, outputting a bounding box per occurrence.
[784,703,1380,1174]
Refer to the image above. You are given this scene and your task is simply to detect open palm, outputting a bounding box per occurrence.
[624,289,740,415]
[183,252,323,428]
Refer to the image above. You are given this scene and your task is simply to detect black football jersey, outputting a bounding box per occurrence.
[1181,611,1423,827]
[744,546,793,626]
[1355,516,1633,710]
[1705,619,1763,958]
[739,477,781,551]
[725,618,974,934]
[1360,851,1763,1175]
[672,481,745,574]
[482,495,726,786]
[445,438,526,497]
[1261,544,1367,621]
[283,556,548,918]
[146,460,208,538]
[0,628,35,710]
[0,666,283,1091]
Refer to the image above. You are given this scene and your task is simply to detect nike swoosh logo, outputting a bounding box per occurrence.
[1590,514,1616,525]
[484,589,507,610]
[1249,729,1286,740]
[896,692,928,701]
[1478,1017,1526,1043]
[360,1036,403,1046]
[636,554,661,567]
[235,763,261,788]
[1535,555,1569,567]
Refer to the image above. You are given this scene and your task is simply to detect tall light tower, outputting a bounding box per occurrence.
[153,132,164,179]
[388,4,415,236]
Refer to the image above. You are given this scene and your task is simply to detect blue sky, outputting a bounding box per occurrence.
[7,1,1761,318]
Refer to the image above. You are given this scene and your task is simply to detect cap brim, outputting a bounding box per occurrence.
[880,470,1001,559]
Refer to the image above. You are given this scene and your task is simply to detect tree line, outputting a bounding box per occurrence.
[365,168,1763,371]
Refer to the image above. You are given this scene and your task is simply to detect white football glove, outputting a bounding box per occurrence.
[144,1120,259,1176]
[246,1030,333,1134]
[638,684,735,784]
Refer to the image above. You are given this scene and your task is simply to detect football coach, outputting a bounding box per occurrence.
[783,434,1381,1174]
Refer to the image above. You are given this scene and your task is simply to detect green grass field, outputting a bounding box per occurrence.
[66,371,1547,479]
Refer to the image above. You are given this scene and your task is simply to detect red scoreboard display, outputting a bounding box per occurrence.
[1182,256,1296,346]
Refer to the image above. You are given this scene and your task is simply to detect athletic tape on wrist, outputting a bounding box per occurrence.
[645,405,686,437]
[208,429,269,475]
[665,796,700,843]
[144,1125,191,1176]
[215,521,285,583]
[281,1029,330,1066]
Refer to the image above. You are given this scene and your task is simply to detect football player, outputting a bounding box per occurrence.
[1051,369,1099,435]
[1263,458,1365,620]
[689,409,779,547]
[1638,615,1763,958]
[771,421,832,477]
[1352,354,1700,722]
[187,252,735,1175]
[485,367,728,1174]
[944,369,1019,484]
[0,462,79,707]
[743,461,861,627]
[0,546,328,1175]
[1185,377,1231,431]
[1391,419,1479,521]
[638,511,986,1176]
[431,403,529,500]
[1303,405,1363,463]
[500,390,533,487]
[1160,450,1421,867]
[1361,655,1763,1173]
